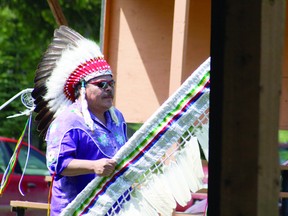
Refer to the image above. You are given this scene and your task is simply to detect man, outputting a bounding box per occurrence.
[32,26,127,215]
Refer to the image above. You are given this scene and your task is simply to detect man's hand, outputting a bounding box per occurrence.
[61,158,117,177]
[93,158,117,176]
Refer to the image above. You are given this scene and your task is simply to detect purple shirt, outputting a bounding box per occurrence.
[45,101,127,215]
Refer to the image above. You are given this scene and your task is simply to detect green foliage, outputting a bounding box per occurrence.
[279,130,288,163]
[127,123,143,138]
[0,0,102,148]
[279,130,288,143]
[59,0,102,40]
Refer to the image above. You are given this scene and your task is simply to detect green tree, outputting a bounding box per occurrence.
[0,0,102,149]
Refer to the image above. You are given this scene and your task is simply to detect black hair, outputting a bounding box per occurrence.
[74,79,86,99]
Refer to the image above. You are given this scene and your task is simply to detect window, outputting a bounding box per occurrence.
[6,141,49,176]
[0,141,10,173]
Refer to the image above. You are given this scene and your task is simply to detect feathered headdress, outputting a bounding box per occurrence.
[32,26,112,136]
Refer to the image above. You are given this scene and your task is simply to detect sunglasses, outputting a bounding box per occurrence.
[89,80,115,89]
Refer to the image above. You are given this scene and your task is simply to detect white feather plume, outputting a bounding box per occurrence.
[162,161,191,207]
[115,136,207,216]
[139,174,176,215]
[44,39,103,115]
[195,123,209,161]
[80,86,94,131]
[175,147,202,192]
[181,136,205,190]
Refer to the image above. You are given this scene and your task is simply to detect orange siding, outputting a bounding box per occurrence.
[102,0,287,129]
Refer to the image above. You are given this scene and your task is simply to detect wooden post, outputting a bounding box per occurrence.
[47,0,68,26]
[209,0,286,215]
[280,165,288,215]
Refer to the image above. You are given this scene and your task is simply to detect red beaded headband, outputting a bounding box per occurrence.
[64,57,112,101]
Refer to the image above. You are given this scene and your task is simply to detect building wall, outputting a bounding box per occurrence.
[104,0,174,123]
[184,0,211,81]
[102,0,287,129]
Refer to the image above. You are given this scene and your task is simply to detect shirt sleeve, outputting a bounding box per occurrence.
[56,130,80,175]
[46,129,79,175]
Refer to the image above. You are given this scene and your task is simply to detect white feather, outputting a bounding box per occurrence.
[182,137,205,186]
[135,190,160,216]
[157,173,178,209]
[116,198,139,216]
[139,175,174,216]
[80,86,94,131]
[44,39,106,112]
[195,123,209,161]
[175,149,201,192]
[162,161,191,207]
[116,191,159,216]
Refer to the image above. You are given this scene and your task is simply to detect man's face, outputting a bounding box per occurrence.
[85,75,115,114]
